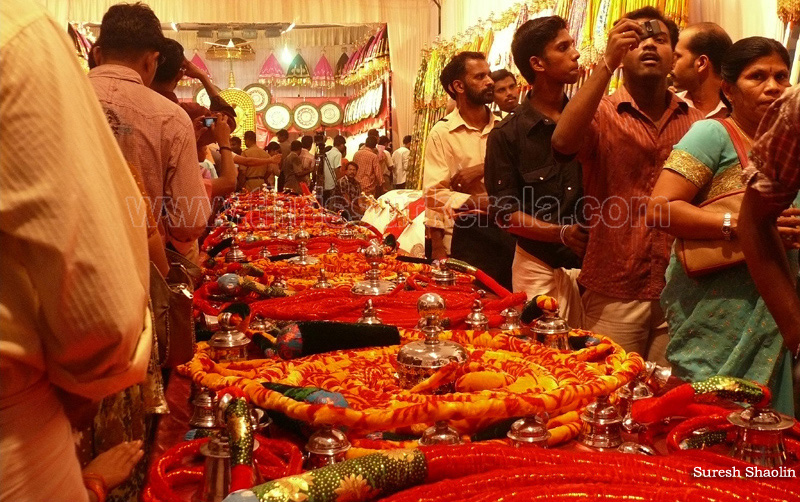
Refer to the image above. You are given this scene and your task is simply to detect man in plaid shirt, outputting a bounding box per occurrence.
[739,85,800,384]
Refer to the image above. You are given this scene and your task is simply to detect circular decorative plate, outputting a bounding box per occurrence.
[263,103,292,132]
[244,83,272,112]
[293,103,321,131]
[194,87,211,109]
[319,101,343,126]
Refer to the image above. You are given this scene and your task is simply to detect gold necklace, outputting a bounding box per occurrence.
[729,117,754,143]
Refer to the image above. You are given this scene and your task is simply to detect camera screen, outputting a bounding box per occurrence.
[203,117,216,127]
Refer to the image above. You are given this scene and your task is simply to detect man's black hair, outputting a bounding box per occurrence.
[231,136,242,145]
[490,68,517,84]
[290,140,302,152]
[244,131,257,143]
[684,23,733,76]
[95,2,165,59]
[277,129,289,140]
[266,142,281,153]
[301,135,314,150]
[402,135,412,145]
[364,136,378,149]
[153,38,184,83]
[367,129,379,138]
[622,6,679,50]
[333,135,346,147]
[440,51,487,99]
[378,136,390,146]
[511,16,568,83]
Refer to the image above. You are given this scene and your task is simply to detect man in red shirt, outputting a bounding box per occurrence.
[552,7,703,363]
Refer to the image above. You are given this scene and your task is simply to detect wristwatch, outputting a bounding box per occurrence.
[722,213,733,241]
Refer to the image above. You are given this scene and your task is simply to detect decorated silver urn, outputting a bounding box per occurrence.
[507,412,551,448]
[351,240,394,295]
[464,299,489,331]
[531,304,570,351]
[208,312,250,362]
[396,293,468,393]
[305,425,351,469]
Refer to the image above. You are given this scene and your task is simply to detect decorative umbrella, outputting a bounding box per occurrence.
[335,50,350,79]
[258,51,285,86]
[180,51,212,87]
[285,51,312,87]
[312,52,335,88]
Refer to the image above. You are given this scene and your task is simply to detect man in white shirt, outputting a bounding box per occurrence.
[1,2,151,500]
[378,135,394,192]
[392,135,412,189]
[671,22,732,118]
[323,135,346,204]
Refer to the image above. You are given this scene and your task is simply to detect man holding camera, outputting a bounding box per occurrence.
[551,7,703,362]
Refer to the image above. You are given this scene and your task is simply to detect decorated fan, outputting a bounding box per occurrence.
[244,83,271,112]
[312,52,335,88]
[263,103,293,133]
[285,52,312,86]
[180,51,211,87]
[319,101,343,126]
[293,103,321,131]
[258,51,285,86]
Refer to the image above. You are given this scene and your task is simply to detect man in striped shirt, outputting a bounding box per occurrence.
[552,7,703,363]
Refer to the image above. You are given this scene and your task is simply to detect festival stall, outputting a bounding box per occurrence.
[138,188,799,502]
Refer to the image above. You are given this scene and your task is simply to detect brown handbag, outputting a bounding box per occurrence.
[150,258,196,368]
[675,119,749,278]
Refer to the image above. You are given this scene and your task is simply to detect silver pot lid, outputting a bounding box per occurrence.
[728,407,794,432]
[209,312,250,349]
[306,426,351,455]
[531,310,569,335]
[499,307,522,330]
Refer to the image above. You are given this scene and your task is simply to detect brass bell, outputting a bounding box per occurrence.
[728,407,794,467]
[305,425,350,469]
[579,395,623,449]
[419,421,463,446]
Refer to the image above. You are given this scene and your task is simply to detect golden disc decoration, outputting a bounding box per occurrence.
[319,101,343,126]
[244,83,272,112]
[263,103,293,132]
[293,103,321,131]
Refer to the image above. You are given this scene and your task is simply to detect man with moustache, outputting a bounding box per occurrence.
[552,7,703,362]
[485,16,586,326]
[490,68,521,116]
[671,22,732,118]
[423,51,515,289]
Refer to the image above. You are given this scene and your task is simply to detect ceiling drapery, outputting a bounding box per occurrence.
[40,0,435,139]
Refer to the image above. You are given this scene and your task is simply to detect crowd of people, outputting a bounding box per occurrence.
[422,6,800,418]
[2,1,800,501]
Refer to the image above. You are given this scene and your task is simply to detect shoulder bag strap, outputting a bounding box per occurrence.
[714,118,749,168]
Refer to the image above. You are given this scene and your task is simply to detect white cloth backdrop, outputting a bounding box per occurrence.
[38,0,436,140]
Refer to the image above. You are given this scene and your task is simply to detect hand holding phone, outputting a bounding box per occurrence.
[202,116,217,128]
